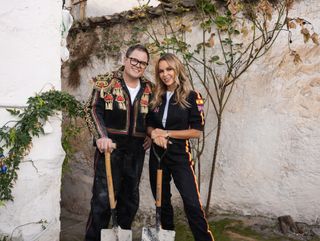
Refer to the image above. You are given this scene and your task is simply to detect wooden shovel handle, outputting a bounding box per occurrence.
[105,152,116,209]
[156,169,162,208]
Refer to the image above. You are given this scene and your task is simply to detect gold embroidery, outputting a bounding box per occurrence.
[92,73,114,98]
[84,96,100,140]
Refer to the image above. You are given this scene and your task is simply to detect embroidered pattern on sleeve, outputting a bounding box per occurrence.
[84,92,101,140]
[195,92,205,126]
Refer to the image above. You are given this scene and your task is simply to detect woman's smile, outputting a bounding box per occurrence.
[158,60,176,90]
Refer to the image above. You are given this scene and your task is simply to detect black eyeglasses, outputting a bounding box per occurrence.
[128,57,148,69]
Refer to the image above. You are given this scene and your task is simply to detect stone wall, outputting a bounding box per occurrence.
[0,0,64,240]
[62,0,320,225]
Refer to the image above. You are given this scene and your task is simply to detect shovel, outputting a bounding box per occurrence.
[141,145,175,241]
[101,151,132,241]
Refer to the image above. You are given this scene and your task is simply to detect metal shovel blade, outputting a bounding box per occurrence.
[141,227,175,241]
[101,226,132,241]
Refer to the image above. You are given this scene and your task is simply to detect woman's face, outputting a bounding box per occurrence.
[158,60,176,90]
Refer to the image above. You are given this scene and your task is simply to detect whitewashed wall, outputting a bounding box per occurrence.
[65,0,160,20]
[63,0,320,225]
[86,0,160,17]
[201,0,320,223]
[0,0,63,240]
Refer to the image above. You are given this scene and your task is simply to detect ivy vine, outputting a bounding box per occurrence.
[0,90,84,202]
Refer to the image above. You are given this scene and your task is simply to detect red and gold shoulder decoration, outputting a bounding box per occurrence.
[92,73,116,98]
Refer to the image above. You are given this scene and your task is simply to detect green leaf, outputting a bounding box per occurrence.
[197,0,216,15]
[9,128,16,144]
[200,19,213,32]
[234,29,240,35]
[184,52,194,61]
[209,55,220,63]
[215,16,231,30]
[222,38,233,45]
[6,109,20,116]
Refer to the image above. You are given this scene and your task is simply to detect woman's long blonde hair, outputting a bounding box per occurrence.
[150,53,192,109]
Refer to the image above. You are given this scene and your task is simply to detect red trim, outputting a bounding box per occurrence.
[185,139,214,240]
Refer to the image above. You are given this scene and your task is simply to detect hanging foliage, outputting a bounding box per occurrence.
[0,90,84,202]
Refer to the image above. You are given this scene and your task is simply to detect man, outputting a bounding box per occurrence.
[84,44,153,241]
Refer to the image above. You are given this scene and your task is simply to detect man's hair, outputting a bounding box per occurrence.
[125,44,150,62]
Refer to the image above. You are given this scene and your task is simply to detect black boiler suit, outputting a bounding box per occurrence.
[147,90,214,241]
[84,67,153,241]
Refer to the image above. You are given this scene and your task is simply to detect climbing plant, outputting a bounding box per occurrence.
[0,90,84,202]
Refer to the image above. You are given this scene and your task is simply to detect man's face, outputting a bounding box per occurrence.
[124,49,149,80]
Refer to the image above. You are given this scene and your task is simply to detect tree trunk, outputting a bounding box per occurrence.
[205,114,222,216]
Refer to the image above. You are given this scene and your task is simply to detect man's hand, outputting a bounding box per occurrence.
[96,137,116,153]
[143,136,152,150]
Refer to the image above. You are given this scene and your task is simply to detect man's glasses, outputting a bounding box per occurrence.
[128,57,148,69]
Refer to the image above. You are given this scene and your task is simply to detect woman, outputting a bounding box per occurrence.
[147,53,214,241]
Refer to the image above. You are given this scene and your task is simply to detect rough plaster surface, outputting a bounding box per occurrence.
[61,0,320,228]
[0,0,63,240]
[65,0,160,20]
[208,0,320,223]
[86,0,160,18]
[213,48,320,222]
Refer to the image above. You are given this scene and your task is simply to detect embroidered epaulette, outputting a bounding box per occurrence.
[92,73,114,91]
[92,73,117,98]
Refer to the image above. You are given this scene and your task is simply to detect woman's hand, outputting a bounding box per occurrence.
[151,128,168,140]
[153,136,169,149]
[151,128,170,149]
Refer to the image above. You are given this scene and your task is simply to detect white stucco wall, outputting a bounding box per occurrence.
[200,0,320,223]
[86,0,160,17]
[65,0,160,20]
[0,0,63,240]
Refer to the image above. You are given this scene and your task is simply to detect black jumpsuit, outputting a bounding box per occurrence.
[84,68,153,241]
[147,90,214,241]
